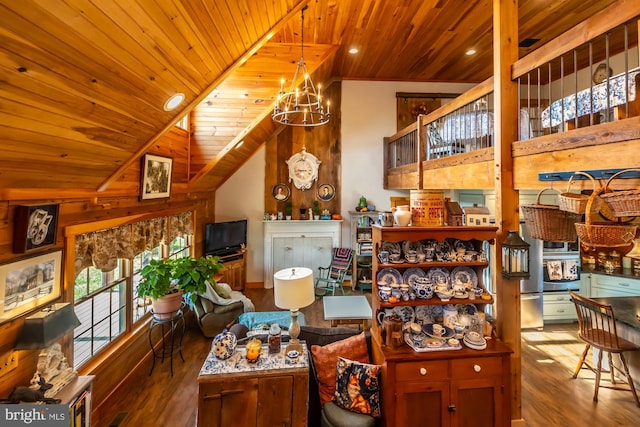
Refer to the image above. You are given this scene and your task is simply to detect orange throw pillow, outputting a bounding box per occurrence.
[311,332,369,405]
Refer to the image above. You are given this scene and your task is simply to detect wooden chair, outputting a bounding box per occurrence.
[315,248,353,296]
[568,290,640,406]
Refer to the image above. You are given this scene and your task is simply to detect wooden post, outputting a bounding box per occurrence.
[493,0,522,423]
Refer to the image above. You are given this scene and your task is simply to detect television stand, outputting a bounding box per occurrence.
[218,249,247,291]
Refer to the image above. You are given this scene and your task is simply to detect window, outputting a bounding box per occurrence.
[70,211,193,368]
[74,262,127,368]
[175,114,189,130]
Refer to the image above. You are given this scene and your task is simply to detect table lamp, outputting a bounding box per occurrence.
[14,302,81,396]
[273,267,315,354]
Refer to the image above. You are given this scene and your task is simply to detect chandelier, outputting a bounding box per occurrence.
[272,7,330,127]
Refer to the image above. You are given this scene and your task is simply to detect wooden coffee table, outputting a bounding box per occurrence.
[323,295,372,330]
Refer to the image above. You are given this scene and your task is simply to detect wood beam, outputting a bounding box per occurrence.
[96,0,311,193]
[493,0,521,423]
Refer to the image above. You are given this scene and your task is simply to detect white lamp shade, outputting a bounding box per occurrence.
[273,267,315,310]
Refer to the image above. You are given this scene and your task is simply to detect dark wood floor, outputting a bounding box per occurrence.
[100,288,639,427]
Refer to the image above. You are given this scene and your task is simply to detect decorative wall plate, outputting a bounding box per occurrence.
[377,268,403,285]
[450,266,478,288]
[272,183,290,201]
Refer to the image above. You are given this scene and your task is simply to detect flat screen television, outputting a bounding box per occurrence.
[204,219,247,257]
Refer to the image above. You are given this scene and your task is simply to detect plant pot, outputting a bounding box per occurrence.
[152,289,184,319]
[286,215,292,220]
[314,215,320,220]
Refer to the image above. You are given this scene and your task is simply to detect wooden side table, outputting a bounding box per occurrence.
[197,342,309,427]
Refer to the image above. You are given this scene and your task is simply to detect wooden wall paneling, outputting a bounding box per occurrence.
[513,139,640,190]
[263,81,342,218]
[422,161,494,190]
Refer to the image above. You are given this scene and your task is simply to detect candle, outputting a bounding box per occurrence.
[245,338,262,363]
[280,77,285,93]
[327,100,330,115]
[304,108,307,123]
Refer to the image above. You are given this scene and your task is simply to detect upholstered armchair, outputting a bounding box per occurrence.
[192,296,244,338]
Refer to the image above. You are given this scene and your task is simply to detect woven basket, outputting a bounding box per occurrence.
[558,171,600,214]
[521,188,582,242]
[574,188,637,248]
[599,168,640,217]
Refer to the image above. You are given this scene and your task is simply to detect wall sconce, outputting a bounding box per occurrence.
[273,267,315,354]
[501,230,530,280]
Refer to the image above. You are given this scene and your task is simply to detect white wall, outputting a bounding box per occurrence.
[340,81,475,244]
[217,81,475,285]
[215,146,266,283]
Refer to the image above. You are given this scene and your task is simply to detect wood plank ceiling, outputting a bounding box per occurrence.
[0,0,621,193]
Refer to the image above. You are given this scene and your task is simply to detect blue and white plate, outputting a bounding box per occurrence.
[422,323,455,339]
[450,266,478,288]
[403,267,427,287]
[392,306,415,327]
[428,267,450,287]
[377,268,403,285]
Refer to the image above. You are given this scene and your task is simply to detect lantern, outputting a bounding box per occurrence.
[501,230,530,279]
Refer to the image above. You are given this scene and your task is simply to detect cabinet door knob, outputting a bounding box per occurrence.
[448,404,457,412]
[285,246,292,250]
[474,365,481,372]
[419,367,427,376]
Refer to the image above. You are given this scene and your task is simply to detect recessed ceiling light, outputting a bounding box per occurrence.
[465,49,477,56]
[164,93,185,111]
[348,48,359,54]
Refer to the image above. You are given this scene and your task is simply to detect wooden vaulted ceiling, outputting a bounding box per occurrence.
[0,0,621,194]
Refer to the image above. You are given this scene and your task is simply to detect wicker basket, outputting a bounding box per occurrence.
[574,188,637,248]
[599,168,640,217]
[521,188,582,242]
[558,171,600,214]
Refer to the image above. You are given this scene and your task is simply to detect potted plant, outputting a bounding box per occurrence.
[312,200,321,220]
[171,255,223,308]
[136,255,223,318]
[285,201,293,220]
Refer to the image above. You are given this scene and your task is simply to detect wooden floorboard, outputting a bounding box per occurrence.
[96,288,639,426]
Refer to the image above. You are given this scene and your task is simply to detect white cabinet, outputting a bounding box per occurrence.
[263,220,342,288]
[590,273,640,297]
[543,292,576,321]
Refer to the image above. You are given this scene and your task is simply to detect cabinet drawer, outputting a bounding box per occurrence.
[543,301,575,318]
[450,356,502,379]
[395,360,449,382]
[592,274,640,295]
[544,293,572,303]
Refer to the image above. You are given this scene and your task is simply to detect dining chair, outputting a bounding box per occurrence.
[569,290,640,407]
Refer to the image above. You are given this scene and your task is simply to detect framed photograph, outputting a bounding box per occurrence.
[272,183,290,202]
[396,92,460,131]
[0,250,62,324]
[318,183,335,201]
[13,204,59,254]
[140,154,173,200]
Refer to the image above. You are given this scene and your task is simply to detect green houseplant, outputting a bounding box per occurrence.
[285,200,293,220]
[136,255,223,318]
[312,200,321,219]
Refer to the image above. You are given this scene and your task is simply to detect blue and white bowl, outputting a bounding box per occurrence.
[212,328,237,360]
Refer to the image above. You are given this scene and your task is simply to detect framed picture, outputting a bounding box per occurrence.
[272,183,290,202]
[13,204,59,254]
[140,154,173,200]
[0,250,62,324]
[396,92,460,131]
[318,183,335,201]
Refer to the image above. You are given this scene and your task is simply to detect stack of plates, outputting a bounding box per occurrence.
[463,331,487,350]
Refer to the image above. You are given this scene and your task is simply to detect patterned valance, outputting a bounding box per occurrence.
[73,211,193,277]
[74,224,133,276]
[133,217,167,254]
[168,211,193,243]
